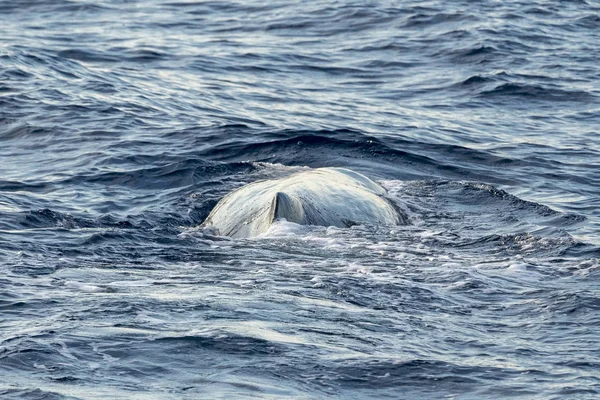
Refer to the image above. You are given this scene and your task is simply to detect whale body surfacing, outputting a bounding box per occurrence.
[202,167,406,238]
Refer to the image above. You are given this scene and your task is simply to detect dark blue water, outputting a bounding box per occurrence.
[1,1,599,398]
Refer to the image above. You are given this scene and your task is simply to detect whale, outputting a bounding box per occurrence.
[201,167,407,238]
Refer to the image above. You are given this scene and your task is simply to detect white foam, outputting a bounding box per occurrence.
[0,202,21,212]
[64,280,104,293]
[257,218,315,238]
[346,262,373,275]
[506,262,529,273]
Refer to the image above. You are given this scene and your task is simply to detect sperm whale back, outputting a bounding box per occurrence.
[202,167,405,238]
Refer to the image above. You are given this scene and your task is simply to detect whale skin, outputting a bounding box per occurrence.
[201,167,406,238]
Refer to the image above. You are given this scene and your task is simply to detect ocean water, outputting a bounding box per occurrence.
[1,0,599,398]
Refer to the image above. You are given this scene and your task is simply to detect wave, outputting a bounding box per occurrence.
[0,0,111,14]
[479,83,595,102]
[57,48,169,64]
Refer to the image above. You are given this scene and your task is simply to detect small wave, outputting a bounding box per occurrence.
[13,208,137,231]
[458,182,559,216]
[459,232,577,255]
[0,388,66,400]
[57,49,119,63]
[0,180,53,193]
[455,75,494,87]
[574,14,600,28]
[114,48,170,63]
[198,129,439,174]
[0,67,34,80]
[57,48,169,64]
[156,330,288,355]
[349,41,411,53]
[401,12,477,28]
[357,59,420,69]
[479,83,595,102]
[53,2,111,13]
[331,358,508,390]
[64,159,214,190]
[0,0,109,13]
[539,290,600,315]
[450,44,497,64]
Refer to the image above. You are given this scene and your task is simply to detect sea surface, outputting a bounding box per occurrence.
[1,0,599,399]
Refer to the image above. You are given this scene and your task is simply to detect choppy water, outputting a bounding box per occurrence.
[1,0,600,399]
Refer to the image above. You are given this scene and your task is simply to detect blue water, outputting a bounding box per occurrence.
[1,0,599,398]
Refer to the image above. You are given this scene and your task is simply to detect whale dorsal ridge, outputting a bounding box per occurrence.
[271,192,305,224]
